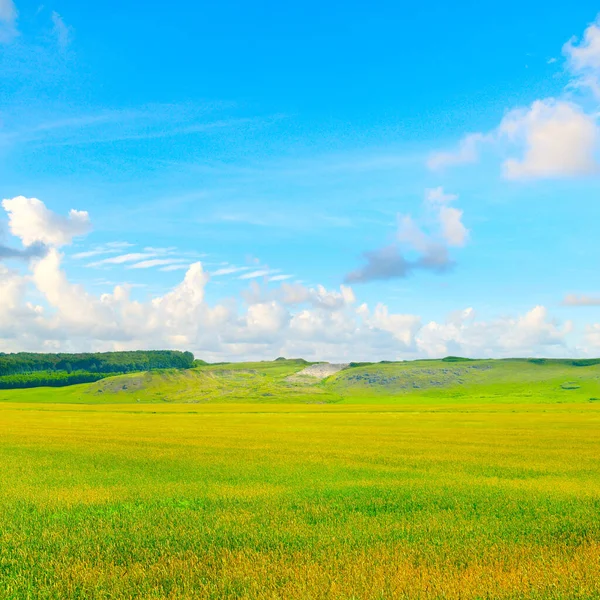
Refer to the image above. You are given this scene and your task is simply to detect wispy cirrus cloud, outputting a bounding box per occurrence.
[84,245,202,271]
[239,269,280,280]
[128,258,190,269]
[72,242,134,260]
[87,252,158,267]
[0,102,274,154]
[0,0,18,43]
[51,11,71,50]
[211,265,253,276]
[160,264,192,272]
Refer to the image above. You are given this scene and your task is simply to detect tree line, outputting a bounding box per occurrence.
[0,370,112,389]
[0,350,195,376]
[0,350,195,389]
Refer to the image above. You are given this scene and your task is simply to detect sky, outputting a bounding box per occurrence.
[1,0,600,361]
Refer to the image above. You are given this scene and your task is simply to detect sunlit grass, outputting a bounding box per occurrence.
[1,401,600,598]
[3,357,600,406]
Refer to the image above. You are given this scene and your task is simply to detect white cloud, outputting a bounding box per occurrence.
[2,196,91,247]
[84,247,196,270]
[73,248,117,260]
[239,269,277,280]
[286,283,355,310]
[439,206,468,247]
[428,100,599,180]
[562,293,600,306]
[416,306,572,358]
[500,99,599,179]
[87,253,157,267]
[160,264,192,272]
[128,258,190,269]
[0,0,17,43]
[427,133,488,170]
[0,247,582,360]
[107,241,135,249]
[429,16,600,179]
[211,265,252,276]
[563,16,600,96]
[269,274,293,282]
[425,186,458,205]
[243,302,290,341]
[0,197,589,360]
[345,188,467,283]
[51,11,70,50]
[143,246,177,254]
[72,242,133,260]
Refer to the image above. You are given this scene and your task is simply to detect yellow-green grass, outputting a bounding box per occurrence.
[329,359,600,403]
[0,359,343,405]
[2,358,600,405]
[2,401,600,598]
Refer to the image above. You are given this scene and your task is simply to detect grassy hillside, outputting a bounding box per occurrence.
[329,358,600,403]
[1,357,599,404]
[0,359,343,404]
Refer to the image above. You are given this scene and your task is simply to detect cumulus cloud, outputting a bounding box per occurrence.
[242,281,356,312]
[0,0,17,43]
[2,196,91,248]
[563,15,600,96]
[439,206,468,246]
[345,188,467,283]
[0,243,579,360]
[429,17,600,179]
[428,100,599,180]
[0,196,585,360]
[500,100,599,179]
[279,283,356,309]
[416,306,572,358]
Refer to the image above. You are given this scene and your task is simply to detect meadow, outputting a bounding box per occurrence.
[2,357,600,405]
[1,359,600,598]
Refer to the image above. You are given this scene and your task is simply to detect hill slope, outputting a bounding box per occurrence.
[1,357,599,404]
[328,358,600,403]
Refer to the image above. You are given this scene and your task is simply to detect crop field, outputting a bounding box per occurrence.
[2,395,600,598]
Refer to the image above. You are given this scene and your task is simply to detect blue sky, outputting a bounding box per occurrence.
[1,0,600,360]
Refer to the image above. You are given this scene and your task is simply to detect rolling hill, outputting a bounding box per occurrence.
[1,357,600,404]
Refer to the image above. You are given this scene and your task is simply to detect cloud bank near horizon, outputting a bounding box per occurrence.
[0,195,592,361]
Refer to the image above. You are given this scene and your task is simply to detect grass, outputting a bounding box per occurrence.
[2,358,600,598]
[1,400,600,598]
[0,359,343,405]
[2,357,600,405]
[330,358,600,403]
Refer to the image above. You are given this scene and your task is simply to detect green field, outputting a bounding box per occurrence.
[2,359,600,598]
[2,357,600,405]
